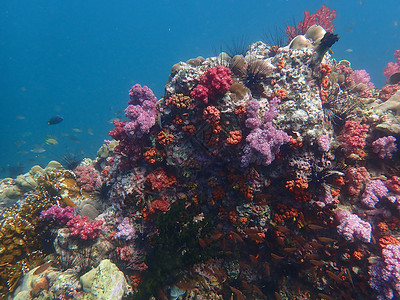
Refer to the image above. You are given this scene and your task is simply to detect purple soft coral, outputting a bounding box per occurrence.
[317,134,331,152]
[372,136,397,159]
[124,84,158,138]
[241,97,290,167]
[369,244,400,300]
[115,217,136,241]
[361,180,389,208]
[40,205,75,225]
[335,210,372,243]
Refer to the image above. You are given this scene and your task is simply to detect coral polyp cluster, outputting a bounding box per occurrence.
[2,7,400,299]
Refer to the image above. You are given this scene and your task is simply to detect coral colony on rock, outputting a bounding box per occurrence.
[3,5,400,300]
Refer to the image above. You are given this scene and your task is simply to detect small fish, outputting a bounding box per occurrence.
[241,280,252,291]
[283,247,297,253]
[318,236,336,244]
[14,140,26,147]
[67,135,80,143]
[252,285,264,296]
[30,147,46,153]
[345,48,353,53]
[230,286,245,300]
[309,259,325,267]
[16,115,26,120]
[326,270,343,283]
[318,293,334,300]
[33,261,56,275]
[275,292,282,300]
[309,241,324,249]
[108,117,121,124]
[198,238,207,248]
[249,254,258,265]
[264,262,271,278]
[305,253,320,260]
[394,20,398,27]
[275,225,290,234]
[308,224,324,230]
[239,261,250,269]
[22,131,32,137]
[72,128,83,133]
[210,231,223,241]
[45,138,58,145]
[175,280,196,291]
[48,115,63,125]
[63,197,77,207]
[157,113,162,128]
[87,128,94,136]
[158,289,168,300]
[229,230,244,243]
[270,253,284,260]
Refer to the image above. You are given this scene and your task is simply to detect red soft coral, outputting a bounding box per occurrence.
[285,5,336,41]
[191,66,232,104]
[146,169,176,192]
[149,199,171,214]
[345,167,371,196]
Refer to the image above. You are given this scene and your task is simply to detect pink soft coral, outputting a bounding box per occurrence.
[40,205,75,225]
[74,165,102,192]
[338,120,369,155]
[67,215,103,240]
[384,50,400,80]
[351,69,375,89]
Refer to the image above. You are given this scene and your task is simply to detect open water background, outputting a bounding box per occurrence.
[1,0,399,177]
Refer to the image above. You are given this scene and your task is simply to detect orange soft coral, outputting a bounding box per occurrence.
[226,130,242,145]
[285,178,312,202]
[165,93,193,109]
[157,129,174,146]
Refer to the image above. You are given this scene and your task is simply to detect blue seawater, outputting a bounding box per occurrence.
[0,0,399,176]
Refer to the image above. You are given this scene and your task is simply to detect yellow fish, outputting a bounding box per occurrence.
[45,138,58,145]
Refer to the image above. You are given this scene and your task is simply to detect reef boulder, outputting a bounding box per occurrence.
[80,259,129,300]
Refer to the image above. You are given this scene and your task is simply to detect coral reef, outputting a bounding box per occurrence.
[4,6,400,300]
